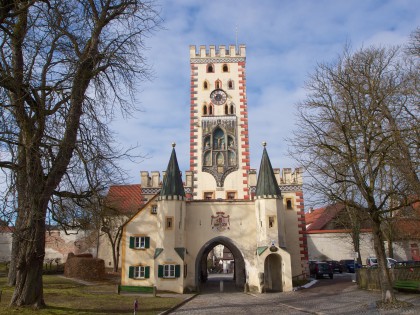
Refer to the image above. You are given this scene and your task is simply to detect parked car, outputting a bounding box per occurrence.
[395,260,420,267]
[324,260,342,273]
[366,257,397,268]
[309,261,333,279]
[339,259,357,273]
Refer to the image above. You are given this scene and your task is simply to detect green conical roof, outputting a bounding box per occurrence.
[160,144,185,200]
[255,144,281,198]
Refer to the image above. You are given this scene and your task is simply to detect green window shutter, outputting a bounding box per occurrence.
[145,237,150,248]
[129,266,134,278]
[145,266,150,279]
[175,264,181,278]
[158,265,163,278]
[129,237,134,249]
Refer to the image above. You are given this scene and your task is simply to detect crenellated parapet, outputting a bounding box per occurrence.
[190,45,246,64]
[248,167,303,194]
[140,171,193,196]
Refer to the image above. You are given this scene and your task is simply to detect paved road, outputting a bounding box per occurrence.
[170,273,420,314]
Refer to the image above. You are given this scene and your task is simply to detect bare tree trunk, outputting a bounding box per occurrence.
[371,214,395,303]
[114,229,123,272]
[10,204,47,308]
[8,237,18,286]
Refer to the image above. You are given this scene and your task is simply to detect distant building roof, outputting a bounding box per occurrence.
[306,204,345,231]
[105,184,143,215]
[393,201,420,240]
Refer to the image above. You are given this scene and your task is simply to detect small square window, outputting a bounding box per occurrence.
[134,266,146,279]
[164,264,175,278]
[130,236,150,249]
[226,192,236,200]
[135,237,146,248]
[151,205,157,214]
[166,217,173,229]
[268,216,275,228]
[204,192,214,200]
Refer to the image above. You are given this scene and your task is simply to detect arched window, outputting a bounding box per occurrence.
[204,151,211,166]
[224,105,228,115]
[215,80,222,89]
[207,63,214,73]
[222,64,229,72]
[203,105,207,115]
[213,128,225,150]
[230,104,235,114]
[203,81,208,90]
[228,151,236,166]
[216,152,224,166]
[209,105,213,115]
[228,80,234,89]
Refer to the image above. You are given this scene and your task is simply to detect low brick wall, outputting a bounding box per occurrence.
[64,253,105,281]
[358,266,420,290]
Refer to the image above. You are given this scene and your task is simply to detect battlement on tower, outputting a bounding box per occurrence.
[248,167,303,187]
[140,171,193,189]
[189,44,246,59]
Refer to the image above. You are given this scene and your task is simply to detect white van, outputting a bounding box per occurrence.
[366,257,397,268]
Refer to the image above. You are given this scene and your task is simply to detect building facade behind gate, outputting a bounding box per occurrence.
[120,44,307,293]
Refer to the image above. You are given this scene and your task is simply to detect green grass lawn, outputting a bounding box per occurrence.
[0,275,184,314]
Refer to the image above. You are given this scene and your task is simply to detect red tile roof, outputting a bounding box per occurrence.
[393,201,420,240]
[305,207,326,226]
[305,204,345,231]
[105,184,143,215]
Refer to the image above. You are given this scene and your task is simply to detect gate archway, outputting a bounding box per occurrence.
[195,236,246,291]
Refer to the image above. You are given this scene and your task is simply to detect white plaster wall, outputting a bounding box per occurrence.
[306,232,412,263]
[0,233,12,262]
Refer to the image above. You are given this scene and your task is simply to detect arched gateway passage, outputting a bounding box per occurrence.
[195,236,246,292]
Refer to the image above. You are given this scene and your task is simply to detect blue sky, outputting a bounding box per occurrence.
[113,0,419,189]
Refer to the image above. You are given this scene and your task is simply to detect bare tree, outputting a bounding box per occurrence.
[291,43,418,304]
[0,0,160,308]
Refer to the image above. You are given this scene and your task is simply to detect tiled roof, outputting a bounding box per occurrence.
[305,203,345,231]
[304,207,326,226]
[255,146,281,198]
[105,184,143,215]
[393,201,420,239]
[160,146,185,199]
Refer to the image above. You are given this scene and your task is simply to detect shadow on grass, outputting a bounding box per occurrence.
[44,305,169,314]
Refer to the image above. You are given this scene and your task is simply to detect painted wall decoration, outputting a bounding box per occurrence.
[211,212,230,231]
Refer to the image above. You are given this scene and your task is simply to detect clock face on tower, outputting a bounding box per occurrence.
[210,89,227,105]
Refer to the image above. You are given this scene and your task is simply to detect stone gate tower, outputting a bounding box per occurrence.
[189,45,250,200]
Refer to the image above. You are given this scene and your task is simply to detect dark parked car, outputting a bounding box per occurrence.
[325,260,341,273]
[309,261,333,279]
[339,259,359,273]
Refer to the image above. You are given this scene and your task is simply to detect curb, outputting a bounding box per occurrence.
[158,293,199,315]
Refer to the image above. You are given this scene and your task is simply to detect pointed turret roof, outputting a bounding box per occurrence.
[255,142,281,198]
[159,143,185,200]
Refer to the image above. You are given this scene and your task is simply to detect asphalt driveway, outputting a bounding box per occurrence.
[169,274,420,314]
